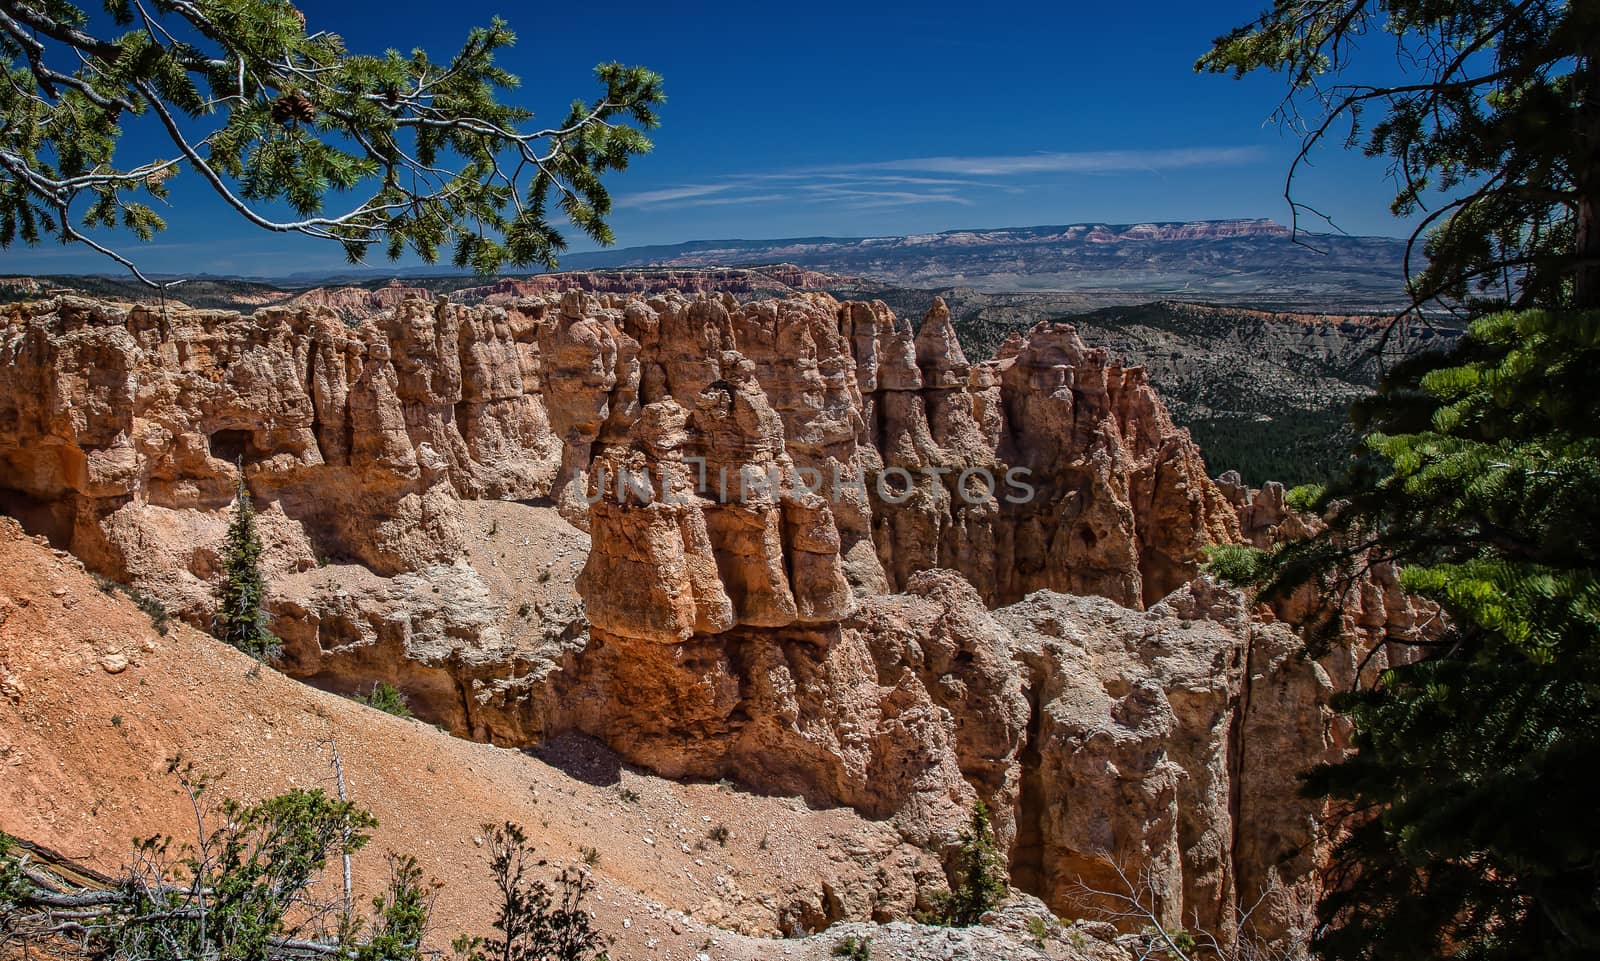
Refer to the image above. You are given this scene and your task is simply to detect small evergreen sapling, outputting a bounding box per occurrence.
[925,801,1008,927]
[214,475,280,661]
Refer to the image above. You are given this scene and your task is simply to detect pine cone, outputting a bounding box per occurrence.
[288,5,306,29]
[270,93,316,125]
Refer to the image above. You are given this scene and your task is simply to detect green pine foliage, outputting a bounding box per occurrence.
[0,832,26,924]
[213,476,279,661]
[111,788,382,960]
[0,1,663,285]
[350,854,434,961]
[1203,4,1600,954]
[1216,308,1600,959]
[925,802,1008,927]
[0,763,437,960]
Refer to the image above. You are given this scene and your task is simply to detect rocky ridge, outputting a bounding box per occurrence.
[450,264,852,303]
[0,289,1430,951]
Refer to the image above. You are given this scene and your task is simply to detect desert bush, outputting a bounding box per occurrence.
[1025,914,1052,945]
[90,575,171,636]
[357,682,414,719]
[832,935,872,959]
[0,833,26,927]
[127,589,170,636]
[455,822,610,961]
[0,760,433,961]
[2,768,621,961]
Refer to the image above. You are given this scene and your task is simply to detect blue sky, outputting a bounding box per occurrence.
[5,0,1420,278]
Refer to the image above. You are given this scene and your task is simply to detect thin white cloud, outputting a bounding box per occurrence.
[628,184,975,212]
[812,187,975,207]
[613,182,740,208]
[764,172,993,188]
[853,146,1265,176]
[836,194,973,210]
[644,192,792,209]
[615,146,1261,212]
[633,181,979,209]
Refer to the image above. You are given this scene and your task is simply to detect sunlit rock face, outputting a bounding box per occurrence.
[563,289,1242,634]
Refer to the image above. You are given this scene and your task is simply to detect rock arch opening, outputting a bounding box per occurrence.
[208,429,255,464]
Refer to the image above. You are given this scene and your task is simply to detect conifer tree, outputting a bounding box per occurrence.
[1203,3,1600,957]
[1203,4,1600,956]
[1209,309,1600,960]
[214,474,277,661]
[930,801,1008,927]
[0,1,663,285]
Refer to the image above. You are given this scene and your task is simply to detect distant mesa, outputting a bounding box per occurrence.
[2,217,1412,308]
[544,217,1410,303]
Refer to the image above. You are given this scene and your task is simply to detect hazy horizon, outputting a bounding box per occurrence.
[4,216,1417,285]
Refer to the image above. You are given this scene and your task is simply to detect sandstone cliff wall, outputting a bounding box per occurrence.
[0,291,1235,613]
[0,290,1427,949]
